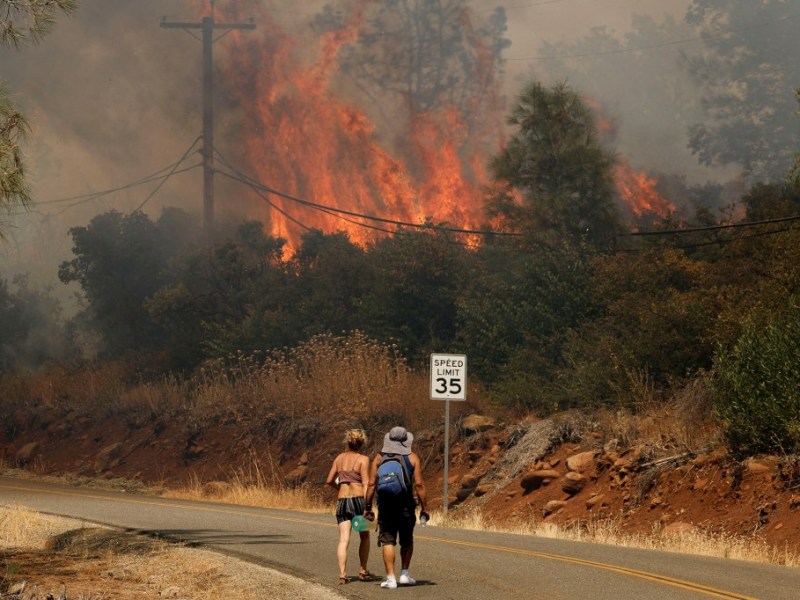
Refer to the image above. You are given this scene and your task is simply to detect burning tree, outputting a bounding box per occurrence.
[212,0,508,245]
[488,81,622,250]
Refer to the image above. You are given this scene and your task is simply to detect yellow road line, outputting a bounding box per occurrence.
[0,482,756,599]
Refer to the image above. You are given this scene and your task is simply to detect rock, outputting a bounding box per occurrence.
[460,473,480,490]
[456,487,474,502]
[520,469,560,491]
[603,438,620,453]
[474,485,491,498]
[650,496,665,509]
[561,472,588,496]
[586,494,606,509]
[693,478,709,491]
[299,452,309,465]
[467,450,483,461]
[95,442,123,472]
[566,451,596,473]
[16,442,41,466]
[203,481,231,497]
[462,415,496,435]
[661,522,697,537]
[745,459,771,474]
[285,464,309,485]
[543,500,567,517]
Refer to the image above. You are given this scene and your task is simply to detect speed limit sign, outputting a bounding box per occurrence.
[430,353,467,400]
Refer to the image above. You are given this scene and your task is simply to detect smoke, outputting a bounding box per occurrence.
[0,0,750,311]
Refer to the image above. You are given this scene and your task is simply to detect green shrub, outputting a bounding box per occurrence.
[712,311,800,454]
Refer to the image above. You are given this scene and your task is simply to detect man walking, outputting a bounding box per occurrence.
[364,426,429,589]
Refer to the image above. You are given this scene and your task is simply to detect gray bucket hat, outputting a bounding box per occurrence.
[382,426,413,455]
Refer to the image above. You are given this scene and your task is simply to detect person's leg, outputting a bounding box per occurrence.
[337,520,351,579]
[400,540,413,570]
[382,543,396,578]
[358,531,371,576]
[378,516,399,588]
[398,514,416,585]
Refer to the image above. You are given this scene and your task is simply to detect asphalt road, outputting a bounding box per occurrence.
[1,476,798,599]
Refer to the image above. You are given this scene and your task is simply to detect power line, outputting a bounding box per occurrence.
[216,162,477,247]
[134,138,204,212]
[21,139,201,209]
[618,214,800,238]
[212,156,522,238]
[6,138,203,218]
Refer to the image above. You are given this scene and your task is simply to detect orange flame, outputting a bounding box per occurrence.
[614,158,675,217]
[208,3,494,247]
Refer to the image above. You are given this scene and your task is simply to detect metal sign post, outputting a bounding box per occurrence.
[430,353,467,518]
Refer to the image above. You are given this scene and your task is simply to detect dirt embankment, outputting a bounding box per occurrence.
[3,407,800,554]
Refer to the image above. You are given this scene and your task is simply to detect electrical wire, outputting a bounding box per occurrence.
[133,137,204,212]
[618,214,800,237]
[5,137,203,218]
[212,153,522,238]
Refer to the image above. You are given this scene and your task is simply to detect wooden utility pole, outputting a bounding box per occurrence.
[161,1,255,236]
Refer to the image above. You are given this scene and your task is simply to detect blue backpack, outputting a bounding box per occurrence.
[376,453,413,500]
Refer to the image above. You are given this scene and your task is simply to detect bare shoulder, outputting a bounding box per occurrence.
[409,452,422,469]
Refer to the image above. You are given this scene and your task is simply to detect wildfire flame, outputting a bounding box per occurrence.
[614,158,675,217]
[209,2,493,247]
[196,3,673,247]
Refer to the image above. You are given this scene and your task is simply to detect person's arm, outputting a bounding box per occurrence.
[358,455,370,496]
[325,455,340,490]
[364,454,380,516]
[410,453,428,514]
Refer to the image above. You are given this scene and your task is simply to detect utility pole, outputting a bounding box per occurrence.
[161,1,255,236]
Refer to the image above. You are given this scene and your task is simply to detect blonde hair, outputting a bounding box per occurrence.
[344,429,366,451]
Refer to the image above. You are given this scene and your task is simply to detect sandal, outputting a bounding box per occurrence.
[358,571,376,581]
[338,576,350,585]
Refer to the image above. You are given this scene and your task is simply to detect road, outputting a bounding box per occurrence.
[1,476,798,599]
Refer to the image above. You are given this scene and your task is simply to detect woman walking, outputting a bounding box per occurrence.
[325,429,374,584]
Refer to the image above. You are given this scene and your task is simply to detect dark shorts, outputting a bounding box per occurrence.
[377,502,416,547]
[335,496,366,524]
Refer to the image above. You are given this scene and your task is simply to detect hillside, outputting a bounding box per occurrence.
[4,405,799,561]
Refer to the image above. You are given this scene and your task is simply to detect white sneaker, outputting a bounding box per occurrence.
[380,577,397,589]
[398,573,416,585]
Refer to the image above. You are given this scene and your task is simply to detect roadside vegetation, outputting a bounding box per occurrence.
[0,504,342,599]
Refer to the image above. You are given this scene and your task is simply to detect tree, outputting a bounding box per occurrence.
[713,310,800,455]
[313,0,509,174]
[456,240,598,411]
[360,229,473,363]
[488,81,622,250]
[290,229,371,338]
[146,220,293,366]
[684,0,800,184]
[0,0,77,231]
[58,210,187,358]
[0,273,68,371]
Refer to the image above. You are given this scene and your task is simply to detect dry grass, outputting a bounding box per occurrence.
[0,333,490,447]
[165,457,329,513]
[0,504,343,599]
[434,508,800,568]
[593,374,721,454]
[188,332,461,433]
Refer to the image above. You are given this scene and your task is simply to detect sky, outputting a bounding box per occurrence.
[0,0,735,292]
